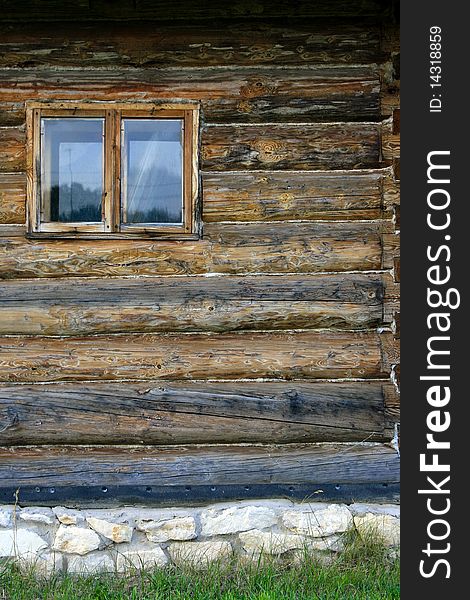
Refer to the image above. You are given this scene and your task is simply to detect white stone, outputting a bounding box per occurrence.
[201,506,277,536]
[19,552,64,576]
[349,503,400,518]
[53,507,83,526]
[86,517,133,544]
[281,504,352,537]
[67,552,115,574]
[138,516,196,543]
[354,514,400,547]
[0,507,13,528]
[239,530,340,555]
[19,508,55,526]
[116,548,168,571]
[168,541,232,566]
[0,529,48,557]
[53,525,101,555]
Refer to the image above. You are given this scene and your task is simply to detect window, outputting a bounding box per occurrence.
[26,102,200,238]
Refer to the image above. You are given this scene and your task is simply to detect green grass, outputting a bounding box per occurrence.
[0,532,399,600]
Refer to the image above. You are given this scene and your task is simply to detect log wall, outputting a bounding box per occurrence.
[0,0,400,505]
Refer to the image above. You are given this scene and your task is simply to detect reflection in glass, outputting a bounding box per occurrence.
[41,118,103,223]
[122,119,183,225]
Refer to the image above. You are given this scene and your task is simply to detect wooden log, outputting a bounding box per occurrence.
[0,66,380,126]
[0,127,25,172]
[0,380,396,445]
[381,116,400,162]
[0,173,25,224]
[0,331,387,382]
[0,0,397,21]
[0,273,385,335]
[0,21,382,69]
[0,170,391,226]
[0,222,386,279]
[203,171,386,222]
[382,232,400,269]
[202,123,380,170]
[0,443,400,488]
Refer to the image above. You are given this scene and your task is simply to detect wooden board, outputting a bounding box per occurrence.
[0,222,386,278]
[0,273,385,335]
[0,66,380,126]
[0,331,388,382]
[202,124,380,170]
[203,170,386,222]
[0,443,400,488]
[0,21,382,69]
[0,0,396,22]
[0,173,25,224]
[0,380,396,445]
[0,127,24,172]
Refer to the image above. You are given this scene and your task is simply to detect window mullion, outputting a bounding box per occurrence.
[103,109,115,232]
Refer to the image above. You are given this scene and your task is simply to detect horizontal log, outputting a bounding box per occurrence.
[0,0,396,21]
[0,380,396,445]
[203,171,386,222]
[0,121,380,173]
[0,444,400,490]
[0,331,388,382]
[0,127,24,172]
[0,21,382,69]
[202,123,380,170]
[0,173,25,223]
[0,170,391,226]
[0,66,380,126]
[0,273,385,335]
[0,222,387,278]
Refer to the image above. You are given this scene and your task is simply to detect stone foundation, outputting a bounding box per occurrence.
[0,500,400,574]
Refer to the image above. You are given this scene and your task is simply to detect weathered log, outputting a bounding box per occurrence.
[0,121,380,172]
[203,171,386,222]
[0,169,392,226]
[0,380,396,444]
[0,443,400,489]
[0,21,382,69]
[202,123,380,170]
[0,273,385,335]
[0,0,396,22]
[0,127,24,172]
[0,222,386,279]
[0,66,380,126]
[0,331,387,382]
[0,173,25,224]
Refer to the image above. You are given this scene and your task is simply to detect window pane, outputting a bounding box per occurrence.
[122,119,183,225]
[41,118,104,223]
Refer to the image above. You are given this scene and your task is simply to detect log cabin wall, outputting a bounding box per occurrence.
[0,0,400,506]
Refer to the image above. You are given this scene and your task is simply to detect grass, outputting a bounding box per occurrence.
[0,531,399,600]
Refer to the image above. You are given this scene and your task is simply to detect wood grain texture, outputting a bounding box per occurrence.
[0,21,382,68]
[0,0,396,21]
[0,127,25,172]
[0,331,387,383]
[0,66,380,126]
[0,443,400,488]
[0,222,386,278]
[203,171,386,222]
[202,124,380,170]
[0,273,385,335]
[0,169,392,225]
[0,380,396,445]
[0,173,25,223]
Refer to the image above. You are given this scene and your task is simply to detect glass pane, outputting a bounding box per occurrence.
[122,119,183,225]
[41,118,104,223]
